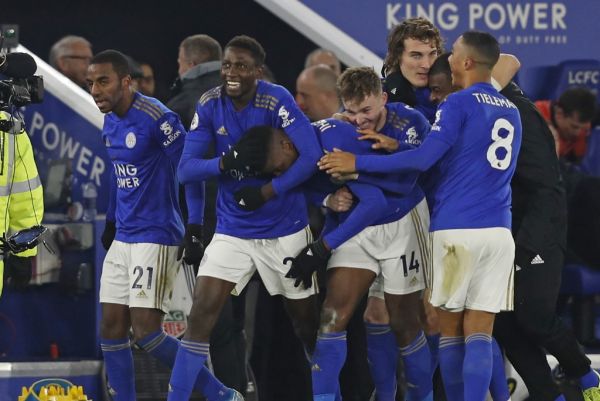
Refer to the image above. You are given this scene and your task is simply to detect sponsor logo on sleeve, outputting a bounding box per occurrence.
[160,120,181,147]
[278,105,296,128]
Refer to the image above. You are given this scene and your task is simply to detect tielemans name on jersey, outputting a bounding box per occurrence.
[472,93,517,109]
[114,163,140,188]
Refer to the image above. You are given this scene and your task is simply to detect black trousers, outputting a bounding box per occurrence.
[494,245,590,401]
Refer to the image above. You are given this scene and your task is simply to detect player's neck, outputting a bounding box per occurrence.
[463,72,492,89]
[375,106,387,131]
[113,90,135,117]
[230,87,257,111]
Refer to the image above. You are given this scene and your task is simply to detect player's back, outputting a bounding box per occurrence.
[427,82,522,231]
[314,119,421,225]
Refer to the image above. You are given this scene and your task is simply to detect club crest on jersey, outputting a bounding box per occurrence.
[190,112,199,130]
[125,132,137,148]
[278,105,295,128]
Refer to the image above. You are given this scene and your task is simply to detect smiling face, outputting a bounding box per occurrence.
[399,38,439,88]
[342,91,388,131]
[221,46,262,107]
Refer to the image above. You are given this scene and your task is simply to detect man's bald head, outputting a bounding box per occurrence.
[305,48,342,76]
[296,64,341,121]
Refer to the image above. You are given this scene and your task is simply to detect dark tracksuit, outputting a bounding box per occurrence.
[494,82,591,401]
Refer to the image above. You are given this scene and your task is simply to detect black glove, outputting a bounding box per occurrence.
[101,220,116,251]
[284,239,331,289]
[234,186,266,211]
[177,224,204,268]
[4,255,33,289]
[221,138,265,173]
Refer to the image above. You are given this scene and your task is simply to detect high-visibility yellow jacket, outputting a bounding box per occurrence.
[0,111,44,296]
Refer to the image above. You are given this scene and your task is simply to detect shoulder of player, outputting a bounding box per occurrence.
[198,85,223,107]
[254,80,293,110]
[130,94,171,122]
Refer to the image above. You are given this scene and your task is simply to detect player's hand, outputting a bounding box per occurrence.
[358,129,399,152]
[221,139,264,173]
[4,255,32,289]
[101,220,116,251]
[178,224,204,269]
[284,239,331,289]
[318,148,357,178]
[326,187,354,212]
[234,186,266,211]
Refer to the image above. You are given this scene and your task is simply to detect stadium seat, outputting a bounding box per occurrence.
[519,59,600,102]
[561,264,600,346]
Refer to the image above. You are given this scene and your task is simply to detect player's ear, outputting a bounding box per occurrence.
[381,91,388,104]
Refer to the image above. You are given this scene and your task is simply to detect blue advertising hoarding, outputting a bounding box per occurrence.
[297,1,598,68]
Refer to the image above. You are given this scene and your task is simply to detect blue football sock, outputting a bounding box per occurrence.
[400,330,434,401]
[426,333,440,376]
[464,333,493,401]
[580,369,600,390]
[439,336,465,401]
[489,337,510,401]
[101,338,136,401]
[167,339,210,401]
[312,331,347,400]
[365,323,398,401]
[137,330,230,401]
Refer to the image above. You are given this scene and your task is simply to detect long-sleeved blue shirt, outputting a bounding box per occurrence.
[178,81,321,239]
[103,92,201,245]
[356,83,522,231]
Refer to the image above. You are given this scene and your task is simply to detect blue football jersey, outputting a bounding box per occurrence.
[102,93,185,245]
[379,102,430,220]
[309,119,421,248]
[183,80,320,239]
[426,82,522,230]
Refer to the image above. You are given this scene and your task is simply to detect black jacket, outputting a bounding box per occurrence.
[502,82,567,252]
[167,67,222,129]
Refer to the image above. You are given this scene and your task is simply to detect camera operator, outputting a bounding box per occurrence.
[0,110,44,294]
[0,52,45,295]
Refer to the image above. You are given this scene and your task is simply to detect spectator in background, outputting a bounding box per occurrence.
[535,87,597,162]
[167,34,222,129]
[138,62,156,96]
[295,65,341,121]
[304,48,342,76]
[49,35,93,90]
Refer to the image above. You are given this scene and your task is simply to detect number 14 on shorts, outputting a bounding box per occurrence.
[400,251,419,277]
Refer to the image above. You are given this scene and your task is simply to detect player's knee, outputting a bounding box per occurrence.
[100,317,130,339]
[389,310,421,346]
[363,297,389,324]
[319,305,348,333]
[131,321,163,343]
